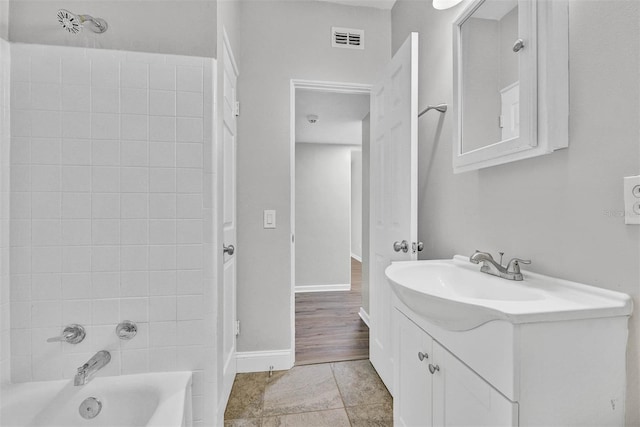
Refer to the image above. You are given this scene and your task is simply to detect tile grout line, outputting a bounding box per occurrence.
[329,361,354,427]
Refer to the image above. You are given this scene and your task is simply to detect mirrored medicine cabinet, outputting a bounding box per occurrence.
[452,0,569,173]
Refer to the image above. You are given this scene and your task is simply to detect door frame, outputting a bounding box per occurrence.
[289,79,372,366]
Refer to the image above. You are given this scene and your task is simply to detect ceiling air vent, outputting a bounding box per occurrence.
[332,27,364,50]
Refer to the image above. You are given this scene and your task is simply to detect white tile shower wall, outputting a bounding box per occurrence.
[0,38,11,385]
[8,44,214,423]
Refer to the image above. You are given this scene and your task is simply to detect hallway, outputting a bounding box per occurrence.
[295,258,369,365]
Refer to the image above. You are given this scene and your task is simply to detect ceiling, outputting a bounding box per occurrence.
[295,90,370,146]
[314,0,397,10]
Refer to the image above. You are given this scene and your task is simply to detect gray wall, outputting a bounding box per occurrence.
[391,0,640,424]
[0,37,9,385]
[295,144,352,288]
[0,0,8,40]
[237,0,390,352]
[361,114,371,314]
[351,149,362,260]
[7,0,217,57]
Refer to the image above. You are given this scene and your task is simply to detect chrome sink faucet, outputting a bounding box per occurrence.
[74,350,111,386]
[470,250,531,281]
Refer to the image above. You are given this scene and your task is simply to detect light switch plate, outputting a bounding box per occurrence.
[624,176,640,225]
[264,210,276,229]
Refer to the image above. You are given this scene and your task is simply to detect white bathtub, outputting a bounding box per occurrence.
[0,372,192,427]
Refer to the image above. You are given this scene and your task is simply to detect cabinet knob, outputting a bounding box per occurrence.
[428,364,440,374]
[513,38,525,52]
[417,351,428,361]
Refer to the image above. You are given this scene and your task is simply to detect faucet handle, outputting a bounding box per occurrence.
[506,258,531,273]
[116,321,137,340]
[47,324,86,344]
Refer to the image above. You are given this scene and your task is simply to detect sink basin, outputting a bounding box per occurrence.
[385,255,633,331]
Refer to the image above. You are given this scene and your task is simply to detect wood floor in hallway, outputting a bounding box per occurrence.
[295,258,369,366]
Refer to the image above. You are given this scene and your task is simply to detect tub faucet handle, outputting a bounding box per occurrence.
[116,321,138,340]
[47,324,86,344]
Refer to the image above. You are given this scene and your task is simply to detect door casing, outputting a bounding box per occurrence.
[289,80,372,366]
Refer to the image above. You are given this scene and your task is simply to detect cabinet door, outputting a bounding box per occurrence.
[432,342,518,426]
[395,311,433,427]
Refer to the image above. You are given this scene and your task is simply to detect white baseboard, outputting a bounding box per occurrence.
[236,349,294,373]
[359,307,370,327]
[351,253,362,262]
[295,283,351,293]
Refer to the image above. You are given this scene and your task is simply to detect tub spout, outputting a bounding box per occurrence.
[74,350,111,386]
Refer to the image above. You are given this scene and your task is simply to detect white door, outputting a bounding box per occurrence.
[221,34,239,399]
[369,32,419,393]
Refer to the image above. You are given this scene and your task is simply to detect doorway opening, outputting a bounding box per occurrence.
[290,80,372,366]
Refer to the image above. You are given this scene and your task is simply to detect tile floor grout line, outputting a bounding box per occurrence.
[329,361,354,427]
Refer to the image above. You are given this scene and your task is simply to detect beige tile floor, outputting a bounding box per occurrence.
[224,360,393,427]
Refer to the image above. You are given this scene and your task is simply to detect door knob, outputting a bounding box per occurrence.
[418,351,428,361]
[393,240,409,253]
[428,364,440,374]
[223,244,235,255]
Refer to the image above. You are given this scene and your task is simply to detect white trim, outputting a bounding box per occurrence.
[236,350,295,373]
[222,28,239,78]
[290,79,373,369]
[289,80,297,374]
[351,253,362,262]
[291,79,372,94]
[359,307,370,327]
[295,283,351,293]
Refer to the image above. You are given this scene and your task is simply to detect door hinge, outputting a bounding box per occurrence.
[234,101,240,117]
[499,115,504,128]
[235,320,241,336]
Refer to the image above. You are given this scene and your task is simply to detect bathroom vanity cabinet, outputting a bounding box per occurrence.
[393,300,629,426]
[395,312,516,427]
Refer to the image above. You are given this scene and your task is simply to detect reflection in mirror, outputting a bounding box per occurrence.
[461,0,519,154]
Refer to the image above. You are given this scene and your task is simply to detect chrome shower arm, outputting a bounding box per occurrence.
[418,103,448,117]
[77,14,108,33]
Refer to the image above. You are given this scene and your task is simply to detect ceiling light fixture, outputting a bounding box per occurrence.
[432,0,464,10]
[307,115,319,124]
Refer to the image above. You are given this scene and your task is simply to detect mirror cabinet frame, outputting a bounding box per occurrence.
[452,0,569,173]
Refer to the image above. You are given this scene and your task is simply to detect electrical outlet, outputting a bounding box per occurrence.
[624,176,640,225]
